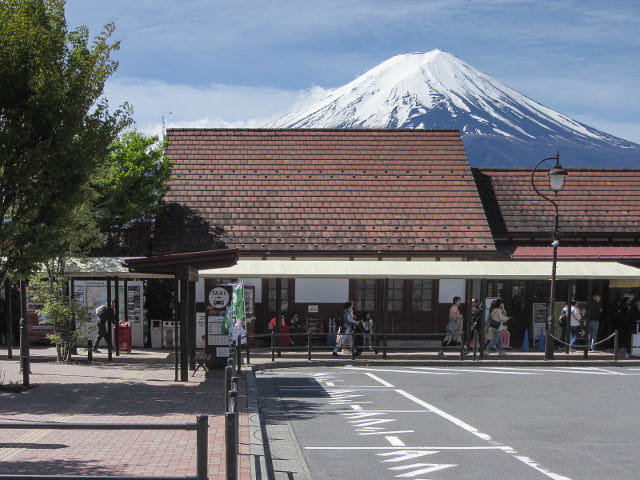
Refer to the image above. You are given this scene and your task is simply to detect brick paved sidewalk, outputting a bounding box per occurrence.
[0,355,250,479]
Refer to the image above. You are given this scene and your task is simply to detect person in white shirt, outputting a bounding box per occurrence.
[566,299,582,352]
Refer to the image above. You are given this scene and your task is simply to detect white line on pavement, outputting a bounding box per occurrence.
[385,436,406,446]
[365,372,396,387]
[395,389,572,480]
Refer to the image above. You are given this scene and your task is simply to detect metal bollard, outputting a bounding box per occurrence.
[231,376,238,397]
[271,330,275,362]
[235,342,241,375]
[473,331,479,362]
[88,339,93,363]
[228,388,237,413]
[225,411,238,480]
[351,333,356,360]
[225,365,233,412]
[614,329,619,361]
[246,335,251,365]
[307,330,312,360]
[19,318,30,388]
[196,414,208,480]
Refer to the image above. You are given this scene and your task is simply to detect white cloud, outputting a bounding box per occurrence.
[105,78,331,137]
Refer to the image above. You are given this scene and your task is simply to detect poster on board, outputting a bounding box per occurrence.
[532,303,547,344]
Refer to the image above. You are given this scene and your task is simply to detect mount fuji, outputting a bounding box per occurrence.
[265,50,639,167]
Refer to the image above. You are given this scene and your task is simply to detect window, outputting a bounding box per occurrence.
[267,279,289,312]
[387,279,404,312]
[412,280,433,311]
[354,279,376,312]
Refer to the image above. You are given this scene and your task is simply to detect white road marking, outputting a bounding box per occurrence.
[359,430,415,436]
[365,372,396,387]
[395,389,493,442]
[394,388,571,479]
[385,436,406,447]
[305,446,510,451]
[388,462,457,477]
[379,450,438,462]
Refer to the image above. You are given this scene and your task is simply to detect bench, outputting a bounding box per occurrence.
[193,350,213,376]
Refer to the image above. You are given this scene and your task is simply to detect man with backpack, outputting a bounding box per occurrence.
[94,301,115,352]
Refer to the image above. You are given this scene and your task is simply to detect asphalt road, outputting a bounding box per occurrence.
[255,365,640,480]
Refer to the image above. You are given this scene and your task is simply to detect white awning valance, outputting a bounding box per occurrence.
[199,259,640,280]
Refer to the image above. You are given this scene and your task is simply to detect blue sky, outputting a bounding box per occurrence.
[65,0,640,143]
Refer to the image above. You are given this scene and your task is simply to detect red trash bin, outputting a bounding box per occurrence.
[113,324,132,352]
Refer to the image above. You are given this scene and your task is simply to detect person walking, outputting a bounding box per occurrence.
[588,293,603,351]
[362,312,374,351]
[333,301,357,356]
[289,313,306,347]
[486,299,510,356]
[93,300,115,352]
[439,296,463,357]
[566,299,582,352]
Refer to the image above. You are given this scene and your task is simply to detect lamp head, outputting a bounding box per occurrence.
[548,154,568,191]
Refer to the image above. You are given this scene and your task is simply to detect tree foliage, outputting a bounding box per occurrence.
[32,275,89,362]
[93,131,172,254]
[0,0,131,280]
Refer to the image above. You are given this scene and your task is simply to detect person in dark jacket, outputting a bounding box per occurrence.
[93,301,115,352]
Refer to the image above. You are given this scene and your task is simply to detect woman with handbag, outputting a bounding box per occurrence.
[485,299,510,355]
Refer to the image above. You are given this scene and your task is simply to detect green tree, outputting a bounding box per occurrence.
[93,131,172,255]
[32,275,89,362]
[0,0,131,281]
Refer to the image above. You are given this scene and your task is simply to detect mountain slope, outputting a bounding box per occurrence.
[265,50,639,167]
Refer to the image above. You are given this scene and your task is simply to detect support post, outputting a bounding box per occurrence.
[106,278,113,362]
[225,411,238,480]
[196,414,208,480]
[19,317,30,388]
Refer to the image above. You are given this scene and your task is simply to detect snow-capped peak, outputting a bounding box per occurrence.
[265,49,638,167]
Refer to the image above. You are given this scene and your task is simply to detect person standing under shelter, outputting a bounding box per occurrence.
[467,298,484,355]
[93,300,115,352]
[362,312,374,351]
[333,301,357,356]
[566,299,582,352]
[588,293,603,351]
[439,296,463,357]
[485,299,510,356]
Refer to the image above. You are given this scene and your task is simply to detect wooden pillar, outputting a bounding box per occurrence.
[5,280,13,359]
[114,276,120,356]
[275,278,282,356]
[188,280,196,370]
[179,277,189,381]
[106,278,113,361]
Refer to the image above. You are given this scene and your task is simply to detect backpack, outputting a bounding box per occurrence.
[95,304,108,320]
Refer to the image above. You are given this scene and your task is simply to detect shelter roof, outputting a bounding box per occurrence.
[162,129,495,256]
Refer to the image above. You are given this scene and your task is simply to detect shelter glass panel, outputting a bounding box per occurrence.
[354,279,376,312]
[387,279,404,312]
[411,279,433,311]
[267,279,289,312]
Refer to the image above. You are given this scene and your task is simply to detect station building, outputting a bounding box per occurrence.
[150,128,640,347]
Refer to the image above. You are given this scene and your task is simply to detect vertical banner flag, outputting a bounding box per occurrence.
[231,282,245,322]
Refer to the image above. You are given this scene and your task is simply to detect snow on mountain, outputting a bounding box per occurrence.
[265,50,639,167]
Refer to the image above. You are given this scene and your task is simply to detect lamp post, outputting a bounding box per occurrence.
[531,152,568,360]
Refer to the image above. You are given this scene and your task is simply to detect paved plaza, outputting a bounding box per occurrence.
[0,347,250,479]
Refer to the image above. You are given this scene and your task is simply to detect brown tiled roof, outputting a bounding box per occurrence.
[163,129,495,255]
[474,168,640,242]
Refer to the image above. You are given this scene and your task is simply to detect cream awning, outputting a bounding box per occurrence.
[199,259,640,280]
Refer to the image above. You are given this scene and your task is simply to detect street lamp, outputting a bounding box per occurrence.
[531,152,568,360]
